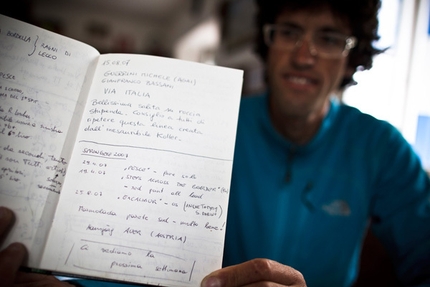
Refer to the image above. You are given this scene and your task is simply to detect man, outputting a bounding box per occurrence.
[211,0,430,285]
[206,0,430,285]
[1,0,429,286]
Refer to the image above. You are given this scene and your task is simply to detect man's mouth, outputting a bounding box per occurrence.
[288,76,314,85]
[284,74,318,88]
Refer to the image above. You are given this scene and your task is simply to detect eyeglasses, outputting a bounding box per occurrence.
[263,24,357,58]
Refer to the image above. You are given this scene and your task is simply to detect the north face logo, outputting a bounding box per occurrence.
[322,200,351,216]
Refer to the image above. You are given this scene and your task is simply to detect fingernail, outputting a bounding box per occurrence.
[201,276,222,287]
[0,206,11,220]
[8,243,28,263]
[9,242,25,252]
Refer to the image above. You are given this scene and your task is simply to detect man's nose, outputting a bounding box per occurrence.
[292,38,317,66]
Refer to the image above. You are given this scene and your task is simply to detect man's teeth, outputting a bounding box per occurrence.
[289,76,311,84]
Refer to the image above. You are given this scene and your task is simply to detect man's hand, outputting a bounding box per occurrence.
[0,206,71,287]
[201,258,306,287]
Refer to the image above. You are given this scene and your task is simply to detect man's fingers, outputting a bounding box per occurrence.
[201,259,306,287]
[0,242,28,287]
[0,207,29,287]
[0,206,15,244]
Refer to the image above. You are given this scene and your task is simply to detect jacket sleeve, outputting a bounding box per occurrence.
[369,124,430,286]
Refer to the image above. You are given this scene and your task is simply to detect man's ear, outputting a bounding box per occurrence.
[337,66,357,97]
[342,66,357,88]
[344,66,355,80]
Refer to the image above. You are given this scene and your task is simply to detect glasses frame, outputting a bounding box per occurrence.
[263,24,357,58]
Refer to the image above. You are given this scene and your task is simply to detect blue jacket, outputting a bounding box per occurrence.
[223,93,430,286]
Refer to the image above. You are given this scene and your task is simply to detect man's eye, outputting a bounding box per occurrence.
[318,34,343,47]
[279,28,299,39]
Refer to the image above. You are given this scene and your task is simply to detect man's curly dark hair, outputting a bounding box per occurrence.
[254,0,386,88]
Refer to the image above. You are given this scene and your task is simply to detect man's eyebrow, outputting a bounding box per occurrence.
[275,22,303,30]
[276,21,299,27]
[317,26,348,34]
[275,21,349,35]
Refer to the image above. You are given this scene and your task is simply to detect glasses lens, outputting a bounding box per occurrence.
[313,32,347,57]
[265,25,300,50]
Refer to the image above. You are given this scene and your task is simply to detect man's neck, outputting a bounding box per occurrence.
[270,100,330,145]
